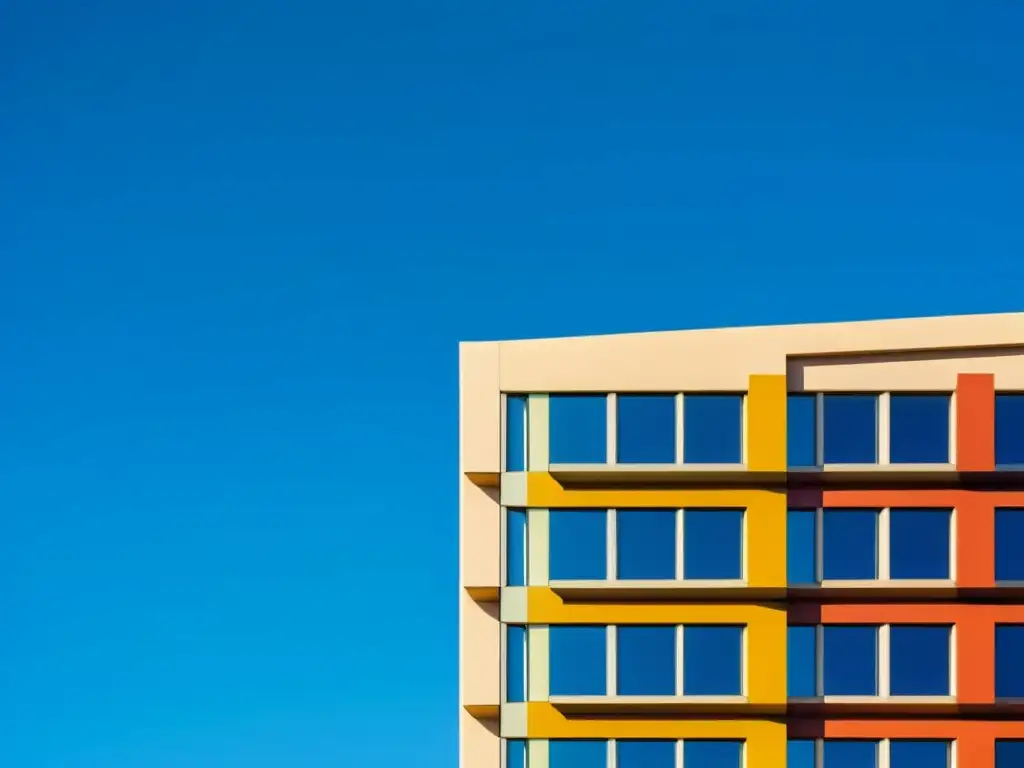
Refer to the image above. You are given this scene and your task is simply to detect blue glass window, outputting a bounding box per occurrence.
[505,395,528,471]
[823,740,878,767]
[505,625,527,702]
[787,740,815,768]
[549,626,607,695]
[684,626,742,695]
[788,509,817,584]
[996,509,1024,581]
[617,394,676,464]
[549,740,607,767]
[617,741,675,768]
[684,509,743,579]
[889,509,951,580]
[823,509,877,580]
[549,394,607,464]
[549,510,606,581]
[506,740,527,768]
[889,741,949,767]
[683,394,743,464]
[996,624,1024,698]
[683,741,742,767]
[823,626,877,695]
[997,740,1024,766]
[788,393,818,467]
[617,510,676,580]
[996,394,1024,467]
[506,508,527,586]
[788,625,817,697]
[889,394,950,464]
[890,626,950,696]
[617,626,675,695]
[823,394,877,464]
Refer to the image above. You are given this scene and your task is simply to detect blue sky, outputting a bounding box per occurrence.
[2,2,1023,766]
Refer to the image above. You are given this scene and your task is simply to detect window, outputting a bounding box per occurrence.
[506,740,527,768]
[616,394,676,463]
[823,741,878,767]
[996,393,1024,466]
[997,740,1024,766]
[823,626,877,695]
[889,394,950,464]
[505,395,528,471]
[683,509,743,579]
[787,740,814,768]
[617,510,676,580]
[791,740,949,768]
[788,393,817,467]
[617,626,675,695]
[505,626,527,702]
[617,740,675,768]
[506,508,527,586]
[787,509,816,584]
[549,626,606,695]
[549,394,607,464]
[823,509,878,580]
[889,626,951,696]
[788,625,817,697]
[684,626,743,695]
[823,394,878,464]
[549,510,606,580]
[996,624,1024,698]
[683,741,742,767]
[889,741,950,767]
[683,394,743,464]
[549,741,606,767]
[995,509,1024,581]
[889,509,951,580]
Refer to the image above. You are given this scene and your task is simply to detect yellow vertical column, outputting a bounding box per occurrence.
[746,374,787,472]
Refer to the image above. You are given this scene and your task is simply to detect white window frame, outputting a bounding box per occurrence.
[500,623,529,704]
[797,737,956,768]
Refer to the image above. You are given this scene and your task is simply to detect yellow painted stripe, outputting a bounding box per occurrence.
[746,374,787,472]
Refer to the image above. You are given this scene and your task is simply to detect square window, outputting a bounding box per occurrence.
[823,394,878,464]
[506,508,527,587]
[787,740,815,768]
[683,394,743,464]
[822,509,878,580]
[550,740,607,767]
[616,394,676,464]
[617,626,676,695]
[505,625,527,702]
[889,626,950,696]
[617,510,676,580]
[788,625,817,697]
[997,740,1024,767]
[506,740,527,768]
[549,626,607,695]
[787,509,816,584]
[788,393,818,467]
[505,395,528,471]
[683,741,742,767]
[823,740,878,767]
[889,394,950,464]
[996,394,1024,467]
[684,625,743,695]
[617,741,675,768]
[889,509,951,580]
[549,510,606,580]
[823,626,877,696]
[889,741,950,767]
[995,509,1024,581]
[683,509,743,579]
[549,394,607,464]
[996,624,1024,698]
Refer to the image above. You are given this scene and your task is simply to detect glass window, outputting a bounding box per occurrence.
[890,626,950,696]
[996,509,1024,581]
[996,624,1024,698]
[788,393,817,467]
[822,509,878,580]
[506,740,527,768]
[823,394,877,464]
[683,394,742,464]
[617,626,676,695]
[549,626,607,695]
[889,509,951,580]
[788,625,817,697]
[505,395,528,471]
[787,740,815,768]
[997,740,1024,766]
[823,740,878,767]
[996,394,1024,466]
[617,394,676,464]
[683,741,742,767]
[506,508,527,586]
[617,510,676,580]
[549,740,607,767]
[889,394,950,464]
[505,625,527,702]
[617,740,675,768]
[823,626,877,695]
[788,509,816,584]
[889,741,950,767]
[549,394,607,464]
[684,626,743,695]
[683,509,743,579]
[549,509,606,580]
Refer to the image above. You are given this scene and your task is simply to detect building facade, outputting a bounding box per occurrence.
[459,313,1024,768]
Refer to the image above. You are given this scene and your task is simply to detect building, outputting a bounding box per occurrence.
[459,313,1024,768]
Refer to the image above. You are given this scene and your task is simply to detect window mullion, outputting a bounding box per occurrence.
[607,625,617,696]
[676,509,685,580]
[675,394,685,464]
[879,624,891,698]
[815,393,824,466]
[676,624,685,696]
[606,394,617,464]
[607,509,617,581]
[878,392,891,465]
[815,508,824,584]
[879,507,891,580]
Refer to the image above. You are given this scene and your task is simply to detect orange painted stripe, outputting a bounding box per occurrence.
[957,373,995,471]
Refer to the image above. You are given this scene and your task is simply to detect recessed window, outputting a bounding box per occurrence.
[549,509,606,580]
[683,741,742,767]
[617,626,675,695]
[683,509,743,579]
[549,394,607,464]
[823,741,878,766]
[549,740,607,767]
[823,509,878,580]
[788,393,817,467]
[889,626,951,696]
[505,395,528,471]
[996,394,1024,467]
[787,740,815,768]
[788,625,817,697]
[889,741,951,767]
[889,509,951,580]
[506,508,527,587]
[683,394,743,464]
[505,625,527,702]
[997,740,1024,767]
[617,741,674,768]
[823,394,878,464]
[995,509,1024,581]
[787,509,816,584]
[506,740,527,768]
[549,626,607,695]
[616,394,676,464]
[889,394,950,464]
[996,624,1024,698]
[823,626,878,695]
[683,625,743,695]
[617,510,676,580]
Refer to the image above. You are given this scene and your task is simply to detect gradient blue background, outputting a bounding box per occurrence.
[3,2,1024,766]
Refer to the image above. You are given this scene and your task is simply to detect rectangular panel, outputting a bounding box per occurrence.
[747,374,787,471]
[957,373,995,471]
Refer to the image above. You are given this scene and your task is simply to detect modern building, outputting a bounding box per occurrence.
[459,313,1024,768]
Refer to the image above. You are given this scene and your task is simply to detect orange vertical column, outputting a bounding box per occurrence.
[957,610,996,705]
[956,492,995,588]
[957,373,995,471]
[957,728,994,768]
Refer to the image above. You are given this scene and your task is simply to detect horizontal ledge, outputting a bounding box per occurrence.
[463,703,499,719]
[787,697,1024,715]
[465,471,500,487]
[464,586,500,602]
[549,580,776,601]
[548,695,766,715]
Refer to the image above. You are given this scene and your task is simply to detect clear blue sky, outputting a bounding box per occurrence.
[2,2,1023,766]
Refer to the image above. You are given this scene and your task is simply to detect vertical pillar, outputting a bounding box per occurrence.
[957,373,995,471]
[747,375,787,472]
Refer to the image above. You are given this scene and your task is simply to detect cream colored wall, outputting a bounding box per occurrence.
[461,592,499,707]
[460,342,500,472]
[459,708,499,768]
[461,477,499,589]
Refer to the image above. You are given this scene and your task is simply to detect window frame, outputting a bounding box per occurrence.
[888,391,955,465]
[518,739,749,768]
[787,739,956,768]
[995,392,1024,469]
[995,508,1024,585]
[995,624,1024,701]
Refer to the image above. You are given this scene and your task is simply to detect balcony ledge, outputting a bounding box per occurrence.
[548,695,766,715]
